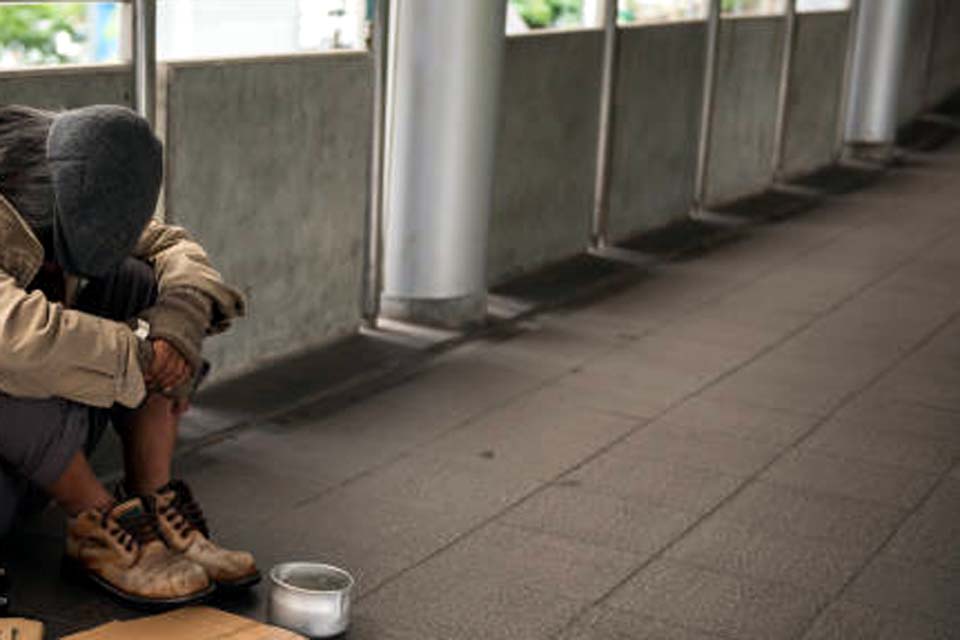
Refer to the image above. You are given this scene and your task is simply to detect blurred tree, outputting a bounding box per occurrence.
[722,0,781,13]
[0,4,86,65]
[510,0,583,29]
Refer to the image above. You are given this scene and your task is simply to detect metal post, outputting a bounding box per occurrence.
[362,0,390,327]
[771,0,798,180]
[833,0,861,159]
[591,0,620,249]
[130,0,157,127]
[693,0,722,212]
[842,0,913,154]
[380,0,507,329]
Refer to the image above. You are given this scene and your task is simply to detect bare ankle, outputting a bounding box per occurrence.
[48,453,115,517]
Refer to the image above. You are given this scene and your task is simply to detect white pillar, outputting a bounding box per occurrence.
[843,0,913,150]
[380,0,507,328]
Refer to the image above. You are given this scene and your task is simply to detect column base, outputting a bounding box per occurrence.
[379,293,488,331]
[843,142,898,164]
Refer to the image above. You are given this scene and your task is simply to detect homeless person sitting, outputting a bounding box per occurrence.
[0,104,258,607]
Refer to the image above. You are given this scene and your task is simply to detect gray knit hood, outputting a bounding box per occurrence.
[46,105,162,277]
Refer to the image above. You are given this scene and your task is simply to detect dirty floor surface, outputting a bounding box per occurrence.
[10,142,960,639]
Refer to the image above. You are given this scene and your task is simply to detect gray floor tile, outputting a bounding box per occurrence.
[346,615,442,640]
[219,488,471,596]
[501,485,698,557]
[562,364,708,418]
[420,388,637,481]
[331,452,543,525]
[699,375,843,418]
[357,577,585,640]
[810,288,956,350]
[614,336,754,382]
[801,600,958,640]
[711,481,905,551]
[659,396,818,446]
[719,265,871,317]
[801,418,959,473]
[846,557,960,624]
[175,442,338,534]
[761,449,940,509]
[485,319,623,368]
[623,422,784,477]
[606,559,828,640]
[566,446,746,516]
[588,267,735,318]
[370,356,548,427]
[886,480,960,571]
[665,518,870,596]
[834,397,960,446]
[416,523,640,600]
[557,606,725,640]
[874,368,960,413]
[773,330,901,373]
[356,524,638,640]
[191,424,407,491]
[553,306,666,341]
[435,334,585,380]
[648,311,793,352]
[542,372,683,419]
[687,297,814,341]
[703,356,874,416]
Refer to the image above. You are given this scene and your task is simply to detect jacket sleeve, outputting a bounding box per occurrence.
[133,220,245,334]
[0,270,146,408]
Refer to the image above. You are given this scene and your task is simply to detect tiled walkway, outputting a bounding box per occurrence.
[13,142,960,638]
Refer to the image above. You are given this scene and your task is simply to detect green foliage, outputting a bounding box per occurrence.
[721,0,770,12]
[510,0,583,29]
[0,4,86,64]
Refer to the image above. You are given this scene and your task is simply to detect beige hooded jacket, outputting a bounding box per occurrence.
[0,194,244,409]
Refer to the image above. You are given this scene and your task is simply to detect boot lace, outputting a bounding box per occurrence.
[105,499,161,553]
[159,480,210,539]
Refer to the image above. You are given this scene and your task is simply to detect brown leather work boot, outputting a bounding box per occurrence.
[152,480,260,589]
[65,497,213,607]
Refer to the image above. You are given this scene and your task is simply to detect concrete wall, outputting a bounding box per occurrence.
[488,30,603,285]
[898,1,938,125]
[925,0,960,109]
[607,22,706,242]
[162,52,373,381]
[0,64,131,110]
[706,16,785,205]
[780,11,849,177]
[898,0,960,124]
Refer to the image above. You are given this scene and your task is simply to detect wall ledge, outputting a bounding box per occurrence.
[162,49,369,70]
[0,63,129,80]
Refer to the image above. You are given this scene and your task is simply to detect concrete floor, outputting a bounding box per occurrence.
[10,141,960,638]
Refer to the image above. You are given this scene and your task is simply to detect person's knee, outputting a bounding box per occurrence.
[0,396,89,490]
[76,257,158,321]
[114,258,158,312]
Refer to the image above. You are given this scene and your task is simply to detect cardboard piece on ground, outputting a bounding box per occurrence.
[62,607,305,640]
[0,618,44,640]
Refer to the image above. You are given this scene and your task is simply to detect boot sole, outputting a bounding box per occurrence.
[61,556,216,610]
[216,569,261,591]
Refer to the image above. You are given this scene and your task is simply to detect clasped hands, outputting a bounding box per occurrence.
[144,338,192,414]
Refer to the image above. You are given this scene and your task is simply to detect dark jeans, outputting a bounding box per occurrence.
[0,258,157,535]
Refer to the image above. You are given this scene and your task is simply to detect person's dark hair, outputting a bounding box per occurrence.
[0,105,56,247]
